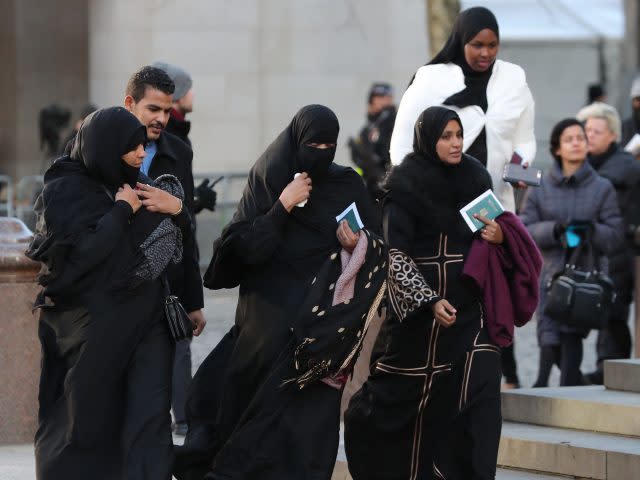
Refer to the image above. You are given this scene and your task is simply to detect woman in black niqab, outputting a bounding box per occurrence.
[27,106,183,480]
[175,105,387,480]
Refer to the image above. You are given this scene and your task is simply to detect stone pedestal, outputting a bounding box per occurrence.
[0,218,40,444]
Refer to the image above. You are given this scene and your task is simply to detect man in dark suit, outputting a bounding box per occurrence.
[124,66,206,435]
[152,61,217,214]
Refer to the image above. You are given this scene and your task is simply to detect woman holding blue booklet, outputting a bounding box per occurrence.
[345,106,541,479]
[390,5,537,391]
[174,105,387,480]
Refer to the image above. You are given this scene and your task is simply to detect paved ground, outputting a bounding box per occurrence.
[193,289,605,388]
[1,288,630,479]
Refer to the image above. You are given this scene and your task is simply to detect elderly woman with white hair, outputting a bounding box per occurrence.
[576,101,640,384]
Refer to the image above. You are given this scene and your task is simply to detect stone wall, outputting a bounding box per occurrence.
[88,0,429,173]
[0,0,88,180]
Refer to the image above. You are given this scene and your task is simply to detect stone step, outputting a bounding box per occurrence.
[604,359,640,393]
[501,385,640,437]
[332,460,568,480]
[498,421,640,479]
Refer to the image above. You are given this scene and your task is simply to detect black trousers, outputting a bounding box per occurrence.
[500,343,519,385]
[594,301,632,372]
[173,338,193,424]
[533,333,583,387]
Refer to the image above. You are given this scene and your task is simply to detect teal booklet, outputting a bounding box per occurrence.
[459,189,505,232]
[335,202,364,233]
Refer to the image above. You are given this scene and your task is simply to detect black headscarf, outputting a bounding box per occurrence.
[407,6,499,166]
[228,104,342,229]
[27,107,147,294]
[385,106,491,233]
[409,6,499,115]
[413,106,463,161]
[204,105,375,289]
[236,104,340,219]
[433,6,499,113]
[71,107,146,190]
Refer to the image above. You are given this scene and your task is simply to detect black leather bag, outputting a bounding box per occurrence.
[162,276,193,341]
[544,233,615,330]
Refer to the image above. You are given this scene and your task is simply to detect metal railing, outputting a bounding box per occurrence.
[192,172,248,267]
[2,171,248,266]
[15,175,44,231]
[0,176,14,218]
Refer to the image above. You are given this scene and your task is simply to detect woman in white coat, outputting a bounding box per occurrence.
[390,6,536,214]
[390,6,535,391]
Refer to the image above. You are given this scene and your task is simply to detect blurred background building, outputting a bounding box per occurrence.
[2,0,637,180]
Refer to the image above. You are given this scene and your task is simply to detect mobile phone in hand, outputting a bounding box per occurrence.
[502,163,542,187]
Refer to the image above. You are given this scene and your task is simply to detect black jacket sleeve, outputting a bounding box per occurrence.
[230,200,290,264]
[178,149,204,312]
[152,133,205,313]
[49,201,132,294]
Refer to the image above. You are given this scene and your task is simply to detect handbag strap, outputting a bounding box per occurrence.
[566,227,596,271]
[160,273,172,297]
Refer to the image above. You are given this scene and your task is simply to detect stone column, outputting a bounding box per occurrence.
[427,0,460,58]
[0,218,41,444]
[0,0,88,181]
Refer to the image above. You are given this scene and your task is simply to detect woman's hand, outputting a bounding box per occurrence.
[336,220,359,252]
[135,182,182,215]
[475,214,504,245]
[115,184,142,213]
[512,161,528,189]
[188,309,206,336]
[431,299,457,327]
[279,172,312,212]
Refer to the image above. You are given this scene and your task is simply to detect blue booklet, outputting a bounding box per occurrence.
[335,202,364,233]
[459,189,505,232]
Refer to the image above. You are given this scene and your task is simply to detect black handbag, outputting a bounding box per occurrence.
[161,276,193,341]
[544,232,615,330]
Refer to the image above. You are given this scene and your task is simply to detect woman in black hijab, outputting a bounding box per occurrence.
[27,106,190,480]
[391,5,535,390]
[345,106,504,479]
[390,6,535,215]
[174,105,387,480]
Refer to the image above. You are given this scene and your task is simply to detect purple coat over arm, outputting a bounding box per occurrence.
[462,211,543,347]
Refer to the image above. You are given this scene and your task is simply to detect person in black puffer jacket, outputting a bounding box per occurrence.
[577,102,640,384]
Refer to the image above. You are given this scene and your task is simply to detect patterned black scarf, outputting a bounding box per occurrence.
[284,229,387,389]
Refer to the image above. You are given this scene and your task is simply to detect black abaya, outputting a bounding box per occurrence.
[27,107,183,480]
[176,106,385,480]
[345,107,502,480]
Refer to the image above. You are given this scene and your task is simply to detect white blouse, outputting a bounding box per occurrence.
[390,59,536,213]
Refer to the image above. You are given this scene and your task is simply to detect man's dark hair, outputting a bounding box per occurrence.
[126,66,175,102]
[549,118,585,165]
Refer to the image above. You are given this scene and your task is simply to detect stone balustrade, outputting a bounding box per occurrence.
[0,217,41,444]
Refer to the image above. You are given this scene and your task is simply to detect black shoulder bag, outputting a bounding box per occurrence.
[544,231,615,330]
[161,275,193,341]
